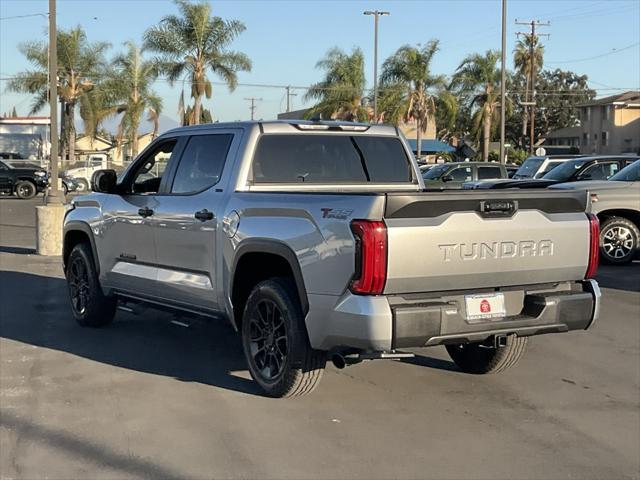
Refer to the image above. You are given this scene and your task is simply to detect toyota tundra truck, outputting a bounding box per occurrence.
[62,120,601,397]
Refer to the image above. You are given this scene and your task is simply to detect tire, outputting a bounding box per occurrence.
[241,278,326,398]
[15,180,36,199]
[446,335,528,374]
[66,242,116,327]
[599,216,639,265]
[76,178,89,193]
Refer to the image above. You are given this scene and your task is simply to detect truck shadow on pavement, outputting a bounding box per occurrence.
[0,270,263,396]
[596,263,640,293]
[0,270,460,395]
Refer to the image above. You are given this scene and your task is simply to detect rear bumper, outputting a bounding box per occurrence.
[305,280,600,351]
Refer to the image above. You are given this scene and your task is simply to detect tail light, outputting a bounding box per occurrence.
[349,220,387,295]
[585,213,600,279]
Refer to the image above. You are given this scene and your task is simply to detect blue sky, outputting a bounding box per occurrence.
[1,0,639,133]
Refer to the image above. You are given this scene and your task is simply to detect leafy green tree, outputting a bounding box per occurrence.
[379,40,455,156]
[103,41,162,157]
[7,27,108,162]
[304,47,368,122]
[453,50,506,161]
[507,69,595,145]
[144,0,251,125]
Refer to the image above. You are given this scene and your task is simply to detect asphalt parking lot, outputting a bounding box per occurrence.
[1,196,639,480]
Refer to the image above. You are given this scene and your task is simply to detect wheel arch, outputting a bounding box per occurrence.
[63,222,100,275]
[597,209,640,230]
[230,240,309,331]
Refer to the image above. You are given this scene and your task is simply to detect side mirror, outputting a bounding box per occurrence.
[91,169,117,193]
[442,175,454,182]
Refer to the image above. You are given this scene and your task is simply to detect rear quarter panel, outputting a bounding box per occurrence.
[224,192,384,297]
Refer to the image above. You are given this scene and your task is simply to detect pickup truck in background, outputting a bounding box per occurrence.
[422,161,508,189]
[62,121,601,397]
[551,159,640,264]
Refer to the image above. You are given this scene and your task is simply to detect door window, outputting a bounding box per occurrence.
[448,166,473,182]
[477,166,502,180]
[171,134,233,194]
[580,162,619,180]
[127,140,177,194]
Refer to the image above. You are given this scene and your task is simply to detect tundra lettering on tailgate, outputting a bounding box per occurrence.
[439,240,554,262]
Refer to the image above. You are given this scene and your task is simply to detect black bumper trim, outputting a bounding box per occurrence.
[391,282,598,349]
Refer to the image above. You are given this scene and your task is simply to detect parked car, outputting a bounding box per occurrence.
[422,161,508,188]
[505,164,520,178]
[63,120,600,397]
[464,156,638,189]
[64,155,110,192]
[513,155,584,179]
[0,159,48,199]
[551,159,640,264]
[61,175,81,195]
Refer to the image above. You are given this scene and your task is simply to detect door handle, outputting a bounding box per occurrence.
[138,207,154,218]
[194,209,214,222]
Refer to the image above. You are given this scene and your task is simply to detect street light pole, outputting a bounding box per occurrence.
[47,0,61,204]
[499,0,507,164]
[364,10,389,123]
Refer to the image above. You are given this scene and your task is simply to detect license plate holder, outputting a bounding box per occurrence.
[464,293,506,322]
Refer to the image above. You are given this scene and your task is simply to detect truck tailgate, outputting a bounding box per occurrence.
[383,190,590,293]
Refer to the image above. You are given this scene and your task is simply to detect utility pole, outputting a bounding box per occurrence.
[364,10,389,123]
[499,0,507,164]
[285,86,297,113]
[244,97,262,121]
[36,0,64,256]
[516,19,550,155]
[47,0,61,204]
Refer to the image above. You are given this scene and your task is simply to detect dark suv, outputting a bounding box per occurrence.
[464,156,638,189]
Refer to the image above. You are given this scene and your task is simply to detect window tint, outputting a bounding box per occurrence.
[580,162,619,180]
[129,140,177,194]
[171,134,233,193]
[610,160,639,181]
[351,136,411,182]
[478,166,502,180]
[252,135,412,184]
[448,166,472,182]
[513,157,543,178]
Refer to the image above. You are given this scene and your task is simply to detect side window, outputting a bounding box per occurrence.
[128,140,177,194]
[449,166,472,182]
[581,162,618,180]
[478,166,503,180]
[171,134,233,194]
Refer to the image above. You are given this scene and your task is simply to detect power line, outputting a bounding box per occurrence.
[0,12,48,20]
[547,42,640,64]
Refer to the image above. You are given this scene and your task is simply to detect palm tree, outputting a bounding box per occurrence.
[103,41,162,158]
[453,50,505,161]
[304,47,368,122]
[514,34,544,145]
[143,0,251,125]
[7,27,109,163]
[379,40,453,156]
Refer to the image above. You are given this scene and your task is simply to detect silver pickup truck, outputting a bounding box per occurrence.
[63,120,601,397]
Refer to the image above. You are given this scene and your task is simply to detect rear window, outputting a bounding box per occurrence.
[251,134,412,184]
[513,157,543,178]
[478,166,503,180]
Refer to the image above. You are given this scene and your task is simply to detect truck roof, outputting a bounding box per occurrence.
[162,120,399,137]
